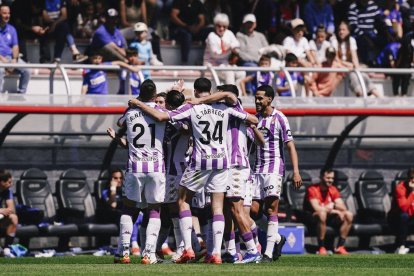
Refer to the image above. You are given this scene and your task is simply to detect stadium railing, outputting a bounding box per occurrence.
[1,63,414,97]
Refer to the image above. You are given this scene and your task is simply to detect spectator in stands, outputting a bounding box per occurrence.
[0,169,18,258]
[236,14,269,94]
[0,4,30,94]
[203,13,240,87]
[330,21,382,97]
[393,32,413,96]
[309,47,345,97]
[118,48,145,95]
[119,0,163,62]
[276,53,307,97]
[169,0,210,65]
[347,0,385,65]
[269,0,301,44]
[81,49,140,95]
[303,0,335,39]
[40,0,87,63]
[155,92,166,107]
[309,25,332,65]
[239,54,274,96]
[75,1,99,39]
[129,22,162,80]
[90,8,128,63]
[383,0,403,40]
[389,167,414,254]
[304,168,353,255]
[11,0,45,62]
[283,18,317,67]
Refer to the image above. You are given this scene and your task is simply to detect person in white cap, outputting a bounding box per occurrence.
[130,22,155,79]
[236,14,269,94]
[282,18,317,67]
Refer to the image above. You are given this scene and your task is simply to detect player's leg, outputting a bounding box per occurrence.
[155,204,173,259]
[141,172,166,264]
[222,201,238,263]
[261,174,285,261]
[313,209,328,255]
[335,211,353,254]
[131,212,142,256]
[0,214,18,258]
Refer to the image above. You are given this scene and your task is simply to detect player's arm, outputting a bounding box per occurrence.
[245,113,259,125]
[286,140,302,189]
[112,60,140,73]
[107,127,127,149]
[189,92,237,105]
[250,125,265,146]
[309,198,325,213]
[333,198,347,212]
[128,98,170,122]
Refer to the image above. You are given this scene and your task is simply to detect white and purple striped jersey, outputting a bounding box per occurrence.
[118,102,166,173]
[164,122,190,176]
[252,108,293,175]
[227,101,250,168]
[168,103,248,170]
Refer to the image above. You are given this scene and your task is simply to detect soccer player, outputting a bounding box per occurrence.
[188,84,265,263]
[251,85,302,262]
[116,79,166,265]
[305,168,353,255]
[128,78,259,264]
[0,170,18,258]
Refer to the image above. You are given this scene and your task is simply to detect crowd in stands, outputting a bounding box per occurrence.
[0,0,412,96]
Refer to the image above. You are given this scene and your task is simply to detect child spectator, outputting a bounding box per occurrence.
[239,54,274,96]
[309,25,332,65]
[118,48,145,96]
[276,53,307,97]
[310,47,345,97]
[283,18,317,67]
[82,50,140,95]
[129,22,163,80]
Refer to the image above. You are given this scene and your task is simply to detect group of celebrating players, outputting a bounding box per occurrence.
[109,77,302,264]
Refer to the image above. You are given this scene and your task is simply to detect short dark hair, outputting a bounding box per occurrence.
[111,168,123,177]
[156,92,167,99]
[139,79,157,101]
[285,53,298,63]
[166,90,185,109]
[256,85,274,100]
[320,167,334,177]
[217,84,238,97]
[0,169,12,182]
[126,48,138,57]
[259,54,271,63]
[194,77,211,93]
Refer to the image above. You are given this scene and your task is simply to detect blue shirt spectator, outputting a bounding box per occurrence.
[0,188,13,206]
[118,70,143,95]
[276,71,304,97]
[82,63,110,95]
[44,0,66,21]
[303,0,335,37]
[0,23,18,58]
[91,24,126,50]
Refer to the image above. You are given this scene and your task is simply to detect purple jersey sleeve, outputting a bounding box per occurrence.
[246,127,255,141]
[227,105,248,121]
[168,103,193,122]
[117,107,130,126]
[276,112,293,143]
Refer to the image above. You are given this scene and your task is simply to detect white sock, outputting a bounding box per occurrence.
[212,215,225,255]
[120,215,133,256]
[179,210,193,250]
[144,210,161,256]
[264,215,280,258]
[241,232,258,254]
[224,231,236,255]
[172,217,184,254]
[131,241,139,249]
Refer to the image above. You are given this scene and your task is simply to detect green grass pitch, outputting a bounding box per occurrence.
[0,254,413,275]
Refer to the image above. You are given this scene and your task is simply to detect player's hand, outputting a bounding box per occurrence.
[292,172,302,190]
[107,127,116,139]
[128,98,140,107]
[171,79,185,92]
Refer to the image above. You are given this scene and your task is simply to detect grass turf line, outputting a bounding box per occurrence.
[0,254,413,275]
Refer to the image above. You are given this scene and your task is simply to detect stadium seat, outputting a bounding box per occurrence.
[333,170,384,247]
[16,168,78,250]
[93,170,109,203]
[390,170,408,197]
[55,169,118,246]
